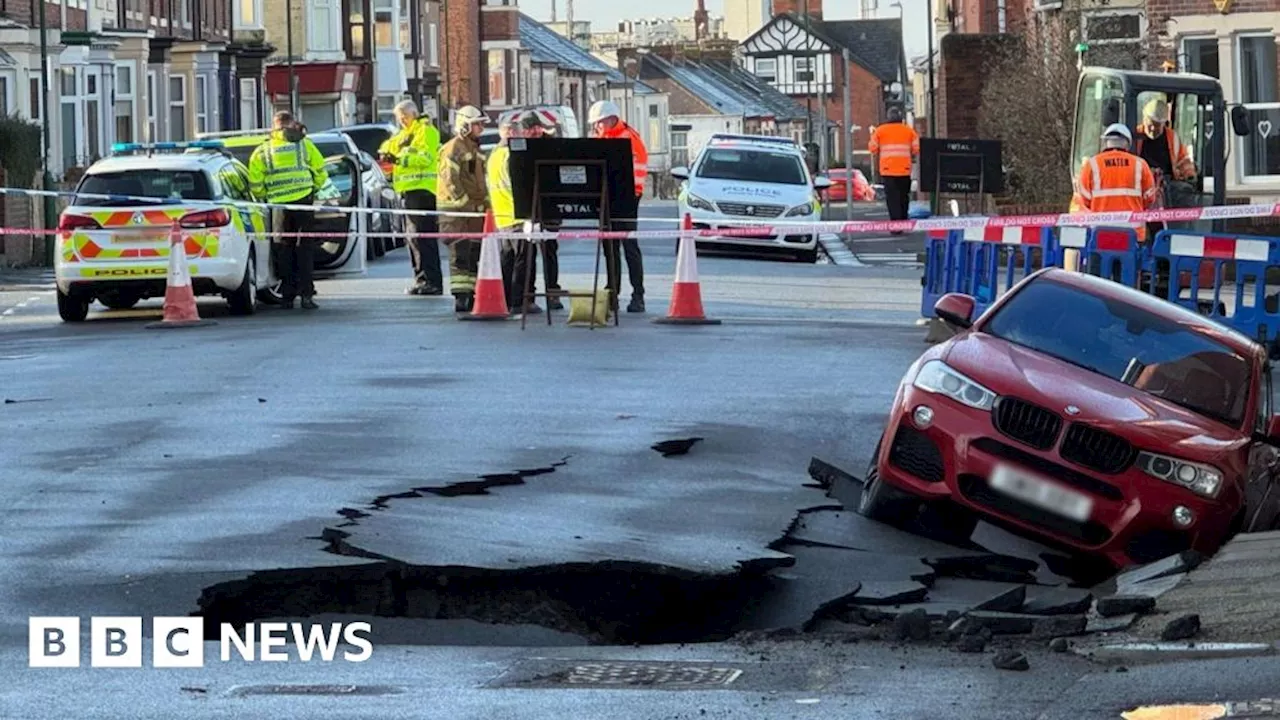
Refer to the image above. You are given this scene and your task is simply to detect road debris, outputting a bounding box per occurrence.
[1096,595,1157,617]
[992,650,1030,671]
[651,437,704,457]
[1161,614,1201,641]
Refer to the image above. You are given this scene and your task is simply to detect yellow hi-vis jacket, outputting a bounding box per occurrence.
[247,131,329,204]
[378,118,440,195]
[486,143,516,229]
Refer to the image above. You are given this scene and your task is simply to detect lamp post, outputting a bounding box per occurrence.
[286,0,297,113]
[925,0,937,213]
[38,0,55,265]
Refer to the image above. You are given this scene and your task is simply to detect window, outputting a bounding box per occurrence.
[239,77,260,129]
[0,75,10,115]
[671,130,689,167]
[755,57,776,83]
[695,148,807,185]
[794,56,814,83]
[195,75,208,133]
[180,0,192,26]
[399,0,411,49]
[310,0,342,52]
[429,22,439,66]
[1071,72,1124,180]
[115,63,136,144]
[376,95,398,121]
[29,77,41,120]
[235,0,262,28]
[1238,35,1279,178]
[85,69,101,161]
[375,0,394,48]
[147,71,157,143]
[76,169,213,205]
[1181,37,1218,78]
[647,103,662,153]
[169,76,186,142]
[60,68,79,170]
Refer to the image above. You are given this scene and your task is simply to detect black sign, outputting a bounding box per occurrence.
[919,138,1003,194]
[508,138,636,224]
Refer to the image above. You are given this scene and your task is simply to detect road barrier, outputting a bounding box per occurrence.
[921,226,1058,319]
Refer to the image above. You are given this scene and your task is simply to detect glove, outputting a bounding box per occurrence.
[379,153,396,164]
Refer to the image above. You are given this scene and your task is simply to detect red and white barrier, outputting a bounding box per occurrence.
[1167,233,1270,261]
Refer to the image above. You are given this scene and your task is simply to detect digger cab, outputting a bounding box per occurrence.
[1070,67,1250,222]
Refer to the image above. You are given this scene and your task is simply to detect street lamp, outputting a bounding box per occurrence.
[286,0,298,113]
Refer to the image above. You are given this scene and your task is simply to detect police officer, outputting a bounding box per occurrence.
[379,100,443,296]
[436,106,490,313]
[588,100,647,313]
[248,111,329,310]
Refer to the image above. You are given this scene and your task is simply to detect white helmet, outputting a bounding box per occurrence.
[453,105,489,135]
[1101,123,1133,143]
[588,100,621,125]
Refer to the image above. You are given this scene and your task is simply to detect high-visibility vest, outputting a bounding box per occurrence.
[247,133,327,204]
[595,121,648,198]
[868,123,919,177]
[1072,149,1157,241]
[1135,129,1197,181]
[487,144,516,229]
[379,118,440,195]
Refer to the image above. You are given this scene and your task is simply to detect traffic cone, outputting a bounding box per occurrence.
[147,222,215,329]
[460,210,510,321]
[654,214,720,325]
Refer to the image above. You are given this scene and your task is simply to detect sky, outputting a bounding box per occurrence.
[517,0,932,61]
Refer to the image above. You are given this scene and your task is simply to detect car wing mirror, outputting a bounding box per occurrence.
[1231,105,1252,137]
[934,293,976,329]
[671,166,690,180]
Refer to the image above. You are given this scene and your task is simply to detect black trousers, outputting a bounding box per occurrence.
[603,195,644,300]
[883,175,912,221]
[501,237,561,308]
[276,202,315,300]
[403,190,443,289]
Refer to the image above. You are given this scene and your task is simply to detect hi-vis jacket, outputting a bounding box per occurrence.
[868,122,920,178]
[247,131,329,204]
[1072,149,1157,239]
[594,121,649,198]
[437,134,487,236]
[486,143,516,229]
[1135,128,1197,181]
[378,118,440,195]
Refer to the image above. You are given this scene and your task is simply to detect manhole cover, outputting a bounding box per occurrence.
[542,662,742,688]
[227,684,404,697]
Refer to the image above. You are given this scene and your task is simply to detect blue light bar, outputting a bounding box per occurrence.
[709,134,799,148]
[110,140,225,156]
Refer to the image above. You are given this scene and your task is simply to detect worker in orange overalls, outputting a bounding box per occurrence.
[589,100,648,314]
[868,106,920,231]
[1072,123,1158,240]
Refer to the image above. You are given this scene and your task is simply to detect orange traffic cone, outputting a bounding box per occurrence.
[147,222,215,329]
[460,210,510,321]
[654,214,720,325]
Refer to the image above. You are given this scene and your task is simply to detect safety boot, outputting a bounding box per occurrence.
[301,296,318,310]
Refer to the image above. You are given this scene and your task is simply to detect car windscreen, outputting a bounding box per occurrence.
[983,279,1252,427]
[75,169,212,206]
[342,128,391,157]
[695,149,807,185]
[311,140,351,159]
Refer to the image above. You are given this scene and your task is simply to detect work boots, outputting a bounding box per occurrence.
[627,294,645,313]
[301,296,318,310]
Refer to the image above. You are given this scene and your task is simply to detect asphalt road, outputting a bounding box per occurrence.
[1,209,1270,719]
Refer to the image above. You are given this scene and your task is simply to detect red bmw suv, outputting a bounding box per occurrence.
[862,268,1280,569]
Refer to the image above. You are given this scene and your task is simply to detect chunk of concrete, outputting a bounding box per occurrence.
[892,608,932,642]
[954,611,1086,638]
[925,554,1039,584]
[1029,614,1087,639]
[1086,612,1138,634]
[992,650,1030,671]
[1108,551,1204,589]
[1023,586,1093,616]
[786,508,989,560]
[1114,572,1185,600]
[957,633,988,653]
[1096,595,1156,617]
[924,578,1028,613]
[1161,614,1201,642]
[848,581,929,606]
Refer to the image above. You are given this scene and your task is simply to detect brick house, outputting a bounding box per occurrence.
[738,0,907,169]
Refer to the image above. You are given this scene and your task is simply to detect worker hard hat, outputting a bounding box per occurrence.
[588,100,621,125]
[1102,123,1133,143]
[453,105,489,135]
[1143,98,1170,123]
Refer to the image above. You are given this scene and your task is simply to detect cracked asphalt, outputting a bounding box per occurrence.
[2,208,1272,718]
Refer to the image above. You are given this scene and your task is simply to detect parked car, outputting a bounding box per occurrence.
[861,267,1280,570]
[825,168,876,203]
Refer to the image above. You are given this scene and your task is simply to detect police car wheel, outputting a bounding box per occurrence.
[98,290,141,310]
[798,245,819,264]
[57,288,90,323]
[227,253,258,316]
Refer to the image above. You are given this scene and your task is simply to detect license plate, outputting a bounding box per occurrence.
[989,464,1093,522]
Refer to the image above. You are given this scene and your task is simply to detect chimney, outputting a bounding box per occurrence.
[694,0,709,40]
[771,0,822,19]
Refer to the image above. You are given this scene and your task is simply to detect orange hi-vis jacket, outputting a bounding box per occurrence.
[596,121,649,198]
[1134,128,1197,181]
[1072,149,1158,240]
[868,122,920,177]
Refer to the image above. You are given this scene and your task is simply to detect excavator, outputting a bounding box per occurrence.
[1069,66,1253,233]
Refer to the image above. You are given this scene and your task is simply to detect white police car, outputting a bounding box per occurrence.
[672,134,831,263]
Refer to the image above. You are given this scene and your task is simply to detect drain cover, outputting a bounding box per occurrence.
[533,662,742,688]
[227,684,404,697]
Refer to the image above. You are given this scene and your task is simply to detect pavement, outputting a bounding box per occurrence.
[4,202,1279,719]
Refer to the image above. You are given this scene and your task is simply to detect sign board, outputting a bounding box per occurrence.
[508,138,635,224]
[919,138,1004,194]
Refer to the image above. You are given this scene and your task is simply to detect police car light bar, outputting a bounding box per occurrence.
[110,140,225,155]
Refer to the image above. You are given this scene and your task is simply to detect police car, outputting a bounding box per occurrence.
[55,141,274,322]
[672,134,832,263]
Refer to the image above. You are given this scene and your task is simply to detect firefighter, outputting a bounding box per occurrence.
[1072,124,1158,238]
[588,100,647,314]
[379,99,443,296]
[868,106,919,231]
[248,110,329,310]
[437,106,490,313]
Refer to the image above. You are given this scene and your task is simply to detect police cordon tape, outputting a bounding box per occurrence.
[3,184,1280,240]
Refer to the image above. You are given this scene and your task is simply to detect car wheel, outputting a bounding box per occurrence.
[798,244,819,264]
[227,251,258,316]
[98,290,141,310]
[921,502,978,543]
[57,288,90,322]
[857,436,918,526]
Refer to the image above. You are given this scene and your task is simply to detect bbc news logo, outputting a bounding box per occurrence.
[29,617,373,667]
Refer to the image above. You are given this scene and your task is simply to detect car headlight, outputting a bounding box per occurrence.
[786,202,815,217]
[687,193,716,212]
[912,360,997,411]
[1136,451,1222,498]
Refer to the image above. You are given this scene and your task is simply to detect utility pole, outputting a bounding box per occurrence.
[566,0,574,46]
[842,47,853,224]
[550,0,556,23]
[286,0,297,113]
[926,0,937,213]
[38,0,55,265]
[801,0,812,145]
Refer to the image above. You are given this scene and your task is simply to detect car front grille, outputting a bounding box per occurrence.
[971,437,1123,501]
[888,424,945,483]
[992,397,1063,451]
[958,474,1113,545]
[1059,423,1137,474]
[716,202,785,218]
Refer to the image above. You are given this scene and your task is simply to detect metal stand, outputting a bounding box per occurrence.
[519,158,616,330]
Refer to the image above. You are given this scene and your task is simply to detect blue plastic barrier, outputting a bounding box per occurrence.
[920,226,1058,318]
